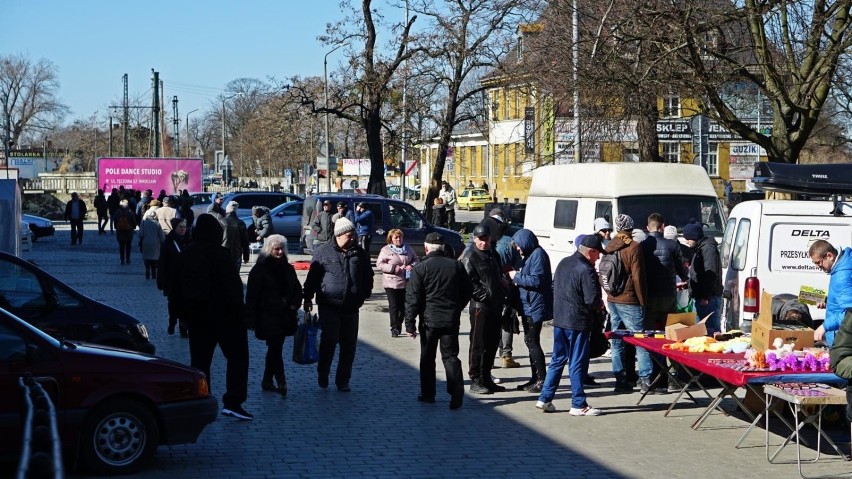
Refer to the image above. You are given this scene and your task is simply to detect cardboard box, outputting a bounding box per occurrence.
[751,290,815,351]
[665,312,708,342]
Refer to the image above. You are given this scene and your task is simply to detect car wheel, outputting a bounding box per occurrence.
[80,399,159,475]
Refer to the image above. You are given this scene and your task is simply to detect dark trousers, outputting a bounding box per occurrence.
[264,336,286,383]
[468,306,501,381]
[97,213,108,233]
[186,312,249,409]
[358,234,372,254]
[419,323,463,399]
[118,240,132,263]
[144,260,158,279]
[446,208,455,228]
[522,316,546,382]
[386,287,406,331]
[166,295,180,328]
[317,306,359,388]
[70,219,84,244]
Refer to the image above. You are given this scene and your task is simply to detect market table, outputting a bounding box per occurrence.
[623,336,845,431]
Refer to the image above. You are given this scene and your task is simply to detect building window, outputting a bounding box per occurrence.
[706,142,719,176]
[662,142,680,163]
[484,146,491,177]
[503,145,511,177]
[471,147,478,177]
[662,96,680,118]
[623,147,640,162]
[459,146,466,177]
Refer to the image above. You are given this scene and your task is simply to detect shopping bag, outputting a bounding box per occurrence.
[293,310,319,365]
[589,309,610,359]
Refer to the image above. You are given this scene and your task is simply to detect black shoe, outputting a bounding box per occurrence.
[614,380,634,393]
[318,376,328,389]
[639,378,656,395]
[524,380,544,393]
[261,381,277,392]
[279,385,288,397]
[469,382,493,395]
[391,329,400,338]
[120,260,125,265]
[417,394,435,403]
[449,390,464,410]
[179,327,189,338]
[222,405,253,420]
[516,379,537,391]
[167,323,175,335]
[337,384,351,392]
[483,381,506,393]
[583,376,599,386]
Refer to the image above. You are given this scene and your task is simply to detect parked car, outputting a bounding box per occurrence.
[386,185,421,200]
[21,214,55,241]
[457,188,491,210]
[190,192,214,219]
[241,200,303,241]
[0,251,155,354]
[0,306,217,474]
[302,194,464,257]
[221,192,302,219]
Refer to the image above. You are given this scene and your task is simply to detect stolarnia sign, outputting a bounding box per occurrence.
[97,158,203,196]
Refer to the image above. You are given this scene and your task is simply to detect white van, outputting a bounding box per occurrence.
[526,163,725,270]
[721,162,852,332]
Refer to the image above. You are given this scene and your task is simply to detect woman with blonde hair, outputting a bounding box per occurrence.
[376,228,418,337]
[245,234,302,396]
[139,206,165,280]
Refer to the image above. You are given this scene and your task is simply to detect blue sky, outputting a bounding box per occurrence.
[2,0,347,124]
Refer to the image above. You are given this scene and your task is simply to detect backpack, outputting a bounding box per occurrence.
[599,249,627,296]
[115,213,132,232]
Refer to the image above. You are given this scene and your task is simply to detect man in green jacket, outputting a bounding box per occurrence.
[829,309,852,421]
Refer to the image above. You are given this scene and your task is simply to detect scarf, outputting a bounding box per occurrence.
[389,244,407,256]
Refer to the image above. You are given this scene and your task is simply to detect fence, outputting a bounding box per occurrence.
[23,173,97,195]
[17,374,63,479]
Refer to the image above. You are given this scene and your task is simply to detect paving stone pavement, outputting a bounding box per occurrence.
[17,222,852,478]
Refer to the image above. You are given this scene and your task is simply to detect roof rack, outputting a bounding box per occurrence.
[752,162,852,196]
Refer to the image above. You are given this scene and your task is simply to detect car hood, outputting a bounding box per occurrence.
[63,341,197,372]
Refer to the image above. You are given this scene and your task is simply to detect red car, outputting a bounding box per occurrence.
[0,306,217,475]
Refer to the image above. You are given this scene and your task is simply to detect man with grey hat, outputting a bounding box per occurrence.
[405,232,472,409]
[604,213,650,394]
[461,223,507,394]
[303,216,374,392]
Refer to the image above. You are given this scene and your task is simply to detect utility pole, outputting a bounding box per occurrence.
[185,109,198,157]
[172,96,179,156]
[572,0,581,163]
[123,74,129,156]
[401,0,409,201]
[108,114,113,156]
[151,69,160,157]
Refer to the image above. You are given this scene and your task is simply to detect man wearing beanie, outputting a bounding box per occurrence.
[156,195,178,234]
[683,220,723,334]
[304,216,374,392]
[604,213,651,394]
[177,214,251,420]
[222,201,250,271]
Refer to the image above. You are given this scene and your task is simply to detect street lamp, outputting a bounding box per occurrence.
[324,43,348,193]
[222,93,242,185]
[185,109,198,157]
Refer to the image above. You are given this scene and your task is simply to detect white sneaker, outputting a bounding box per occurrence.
[569,406,601,416]
[535,401,556,413]
[491,375,501,384]
[602,349,612,358]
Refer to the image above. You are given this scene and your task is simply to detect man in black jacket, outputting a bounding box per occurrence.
[303,217,374,392]
[176,214,251,420]
[641,213,688,331]
[461,223,507,394]
[405,233,473,409]
[683,221,723,335]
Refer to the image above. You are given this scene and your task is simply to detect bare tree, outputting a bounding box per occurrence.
[0,53,69,146]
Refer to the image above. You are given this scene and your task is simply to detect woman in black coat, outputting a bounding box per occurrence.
[157,218,190,337]
[245,234,302,396]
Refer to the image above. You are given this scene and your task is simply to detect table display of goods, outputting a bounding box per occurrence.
[744,344,831,372]
[663,335,752,353]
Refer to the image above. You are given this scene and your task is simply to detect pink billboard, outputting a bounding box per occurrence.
[97,158,203,196]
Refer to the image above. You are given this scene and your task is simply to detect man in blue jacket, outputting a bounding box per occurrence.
[509,229,552,392]
[535,234,604,416]
[810,239,852,346]
[354,202,374,253]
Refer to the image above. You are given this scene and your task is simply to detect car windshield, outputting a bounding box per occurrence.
[617,195,726,237]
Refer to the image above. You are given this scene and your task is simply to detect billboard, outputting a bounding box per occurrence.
[97,158,203,195]
[342,158,371,176]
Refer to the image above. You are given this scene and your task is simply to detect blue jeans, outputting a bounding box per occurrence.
[539,328,591,409]
[609,302,652,381]
[695,296,723,335]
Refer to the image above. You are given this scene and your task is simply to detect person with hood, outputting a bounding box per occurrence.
[64,192,88,245]
[683,220,723,335]
[139,206,165,280]
[177,214,251,420]
[404,232,472,409]
[605,214,650,394]
[158,218,189,337]
[222,200,250,271]
[252,205,275,244]
[354,202,374,253]
[810,240,852,346]
[245,234,302,397]
[509,228,552,393]
[495,219,523,369]
[303,217,374,391]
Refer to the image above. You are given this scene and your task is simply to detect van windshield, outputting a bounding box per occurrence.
[617,195,725,237]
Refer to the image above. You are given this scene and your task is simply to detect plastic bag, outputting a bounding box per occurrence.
[293,310,319,365]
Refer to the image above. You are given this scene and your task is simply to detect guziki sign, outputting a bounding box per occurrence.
[770,223,852,272]
[97,158,203,196]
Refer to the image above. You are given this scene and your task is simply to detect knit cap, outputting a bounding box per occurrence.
[683,222,704,240]
[663,225,677,240]
[334,217,356,237]
[593,217,611,231]
[226,201,239,214]
[614,214,634,232]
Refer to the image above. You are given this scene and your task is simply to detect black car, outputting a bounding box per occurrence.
[301,194,464,256]
[0,252,154,354]
[0,306,216,474]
